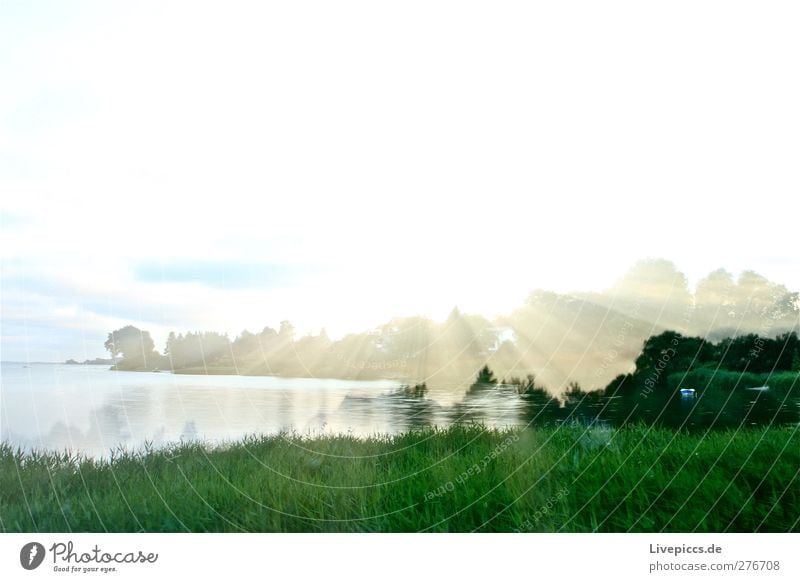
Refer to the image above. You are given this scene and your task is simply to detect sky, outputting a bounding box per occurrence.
[2,1,799,362]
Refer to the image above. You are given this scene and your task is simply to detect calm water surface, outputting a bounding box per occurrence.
[1,363,522,457]
[2,363,797,458]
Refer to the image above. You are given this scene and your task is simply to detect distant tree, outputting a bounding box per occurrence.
[279,320,295,340]
[105,325,159,369]
[634,331,712,391]
[164,332,177,356]
[257,326,279,352]
[164,331,232,369]
[401,383,428,398]
[603,373,636,398]
[507,374,540,395]
[232,330,258,360]
[775,332,799,371]
[715,334,760,371]
[563,381,584,406]
[475,365,497,385]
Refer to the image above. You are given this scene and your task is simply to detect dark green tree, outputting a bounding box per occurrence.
[475,365,497,385]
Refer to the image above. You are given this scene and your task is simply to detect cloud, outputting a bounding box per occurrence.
[2,2,800,360]
[0,210,28,230]
[134,260,315,289]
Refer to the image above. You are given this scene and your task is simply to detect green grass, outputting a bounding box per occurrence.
[1,425,798,532]
[669,369,799,392]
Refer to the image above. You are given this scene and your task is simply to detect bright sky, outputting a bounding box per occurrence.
[2,1,799,361]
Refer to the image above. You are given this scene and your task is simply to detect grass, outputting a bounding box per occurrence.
[1,425,798,532]
[669,369,799,392]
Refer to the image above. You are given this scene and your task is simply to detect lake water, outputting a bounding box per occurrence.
[0,364,409,457]
[2,363,797,458]
[1,363,530,458]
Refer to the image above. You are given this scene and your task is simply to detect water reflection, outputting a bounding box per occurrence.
[1,363,797,458]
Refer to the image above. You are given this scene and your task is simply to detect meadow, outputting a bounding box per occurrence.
[2,424,797,533]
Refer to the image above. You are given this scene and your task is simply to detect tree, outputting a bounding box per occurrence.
[232,330,257,362]
[507,374,540,395]
[164,332,177,356]
[163,331,232,369]
[279,320,295,341]
[475,365,497,385]
[401,383,428,398]
[563,381,584,407]
[775,332,799,371]
[634,331,712,389]
[105,325,159,369]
